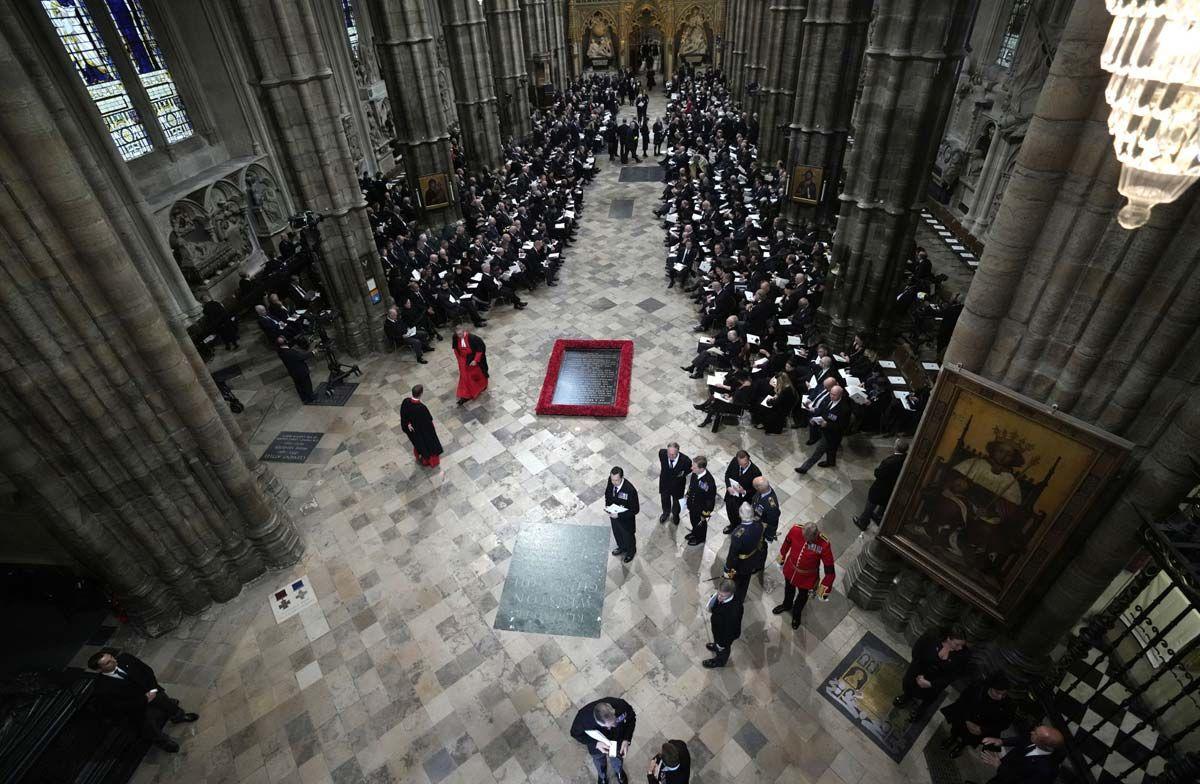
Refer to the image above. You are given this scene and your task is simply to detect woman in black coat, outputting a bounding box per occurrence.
[755,373,798,434]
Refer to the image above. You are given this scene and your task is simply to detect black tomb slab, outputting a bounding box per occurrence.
[618,166,664,183]
[308,381,358,406]
[261,431,323,463]
[550,348,622,407]
[608,198,635,219]
[494,523,609,638]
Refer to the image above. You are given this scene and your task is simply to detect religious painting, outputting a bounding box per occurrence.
[879,367,1132,624]
[583,12,616,69]
[675,9,711,63]
[789,164,823,205]
[418,173,450,210]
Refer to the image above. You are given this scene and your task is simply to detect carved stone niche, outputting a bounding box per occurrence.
[168,176,256,304]
[244,163,289,246]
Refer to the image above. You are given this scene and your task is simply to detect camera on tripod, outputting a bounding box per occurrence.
[289,210,324,231]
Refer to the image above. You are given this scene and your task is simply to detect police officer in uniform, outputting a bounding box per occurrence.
[721,450,761,534]
[657,442,692,524]
[750,476,781,541]
[606,466,641,563]
[774,521,835,629]
[724,503,766,603]
[684,456,716,546]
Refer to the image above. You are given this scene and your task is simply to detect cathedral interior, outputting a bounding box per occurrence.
[0,0,1198,783]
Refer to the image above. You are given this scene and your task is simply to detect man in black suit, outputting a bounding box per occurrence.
[255,304,285,342]
[703,579,744,669]
[571,697,637,784]
[795,385,849,473]
[276,336,315,403]
[87,649,198,752]
[684,456,716,546]
[647,739,690,783]
[657,442,692,524]
[721,450,760,534]
[981,726,1065,784]
[854,440,908,530]
[606,466,640,563]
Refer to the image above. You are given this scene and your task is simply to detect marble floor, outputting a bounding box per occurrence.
[86,90,945,784]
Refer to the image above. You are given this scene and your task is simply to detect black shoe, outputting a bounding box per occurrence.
[435,333,444,341]
[791,618,802,629]
[702,658,724,669]
[681,366,693,372]
[794,466,808,475]
[514,302,527,310]
[705,643,718,651]
[817,461,836,468]
[698,416,713,427]
[617,770,629,784]
[417,358,428,364]
[170,712,199,723]
[772,604,790,615]
[611,548,624,556]
[804,438,819,446]
[473,321,487,327]
[457,398,467,406]
[659,513,669,523]
[597,775,606,784]
[667,281,675,289]
[155,738,180,753]
[689,373,702,380]
[853,516,870,532]
[623,553,635,563]
[721,525,735,535]
[692,403,707,410]
[671,515,680,525]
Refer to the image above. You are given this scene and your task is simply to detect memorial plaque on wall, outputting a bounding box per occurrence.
[261,431,323,463]
[494,523,610,638]
[535,339,633,417]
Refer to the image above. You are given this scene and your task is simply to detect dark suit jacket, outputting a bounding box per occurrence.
[658,450,692,497]
[710,595,744,647]
[570,697,637,753]
[723,458,761,498]
[90,653,161,717]
[992,738,1062,784]
[648,739,692,784]
[605,480,640,524]
[868,452,906,505]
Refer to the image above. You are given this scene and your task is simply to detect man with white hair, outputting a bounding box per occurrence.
[723,502,766,603]
[795,385,850,473]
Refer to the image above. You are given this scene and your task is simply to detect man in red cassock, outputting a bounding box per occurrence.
[452,325,489,405]
[774,521,836,629]
[400,384,443,467]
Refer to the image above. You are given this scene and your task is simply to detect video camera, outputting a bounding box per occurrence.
[289,210,324,231]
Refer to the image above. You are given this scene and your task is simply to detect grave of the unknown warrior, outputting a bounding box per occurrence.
[494,523,609,638]
[535,338,633,417]
[260,431,323,463]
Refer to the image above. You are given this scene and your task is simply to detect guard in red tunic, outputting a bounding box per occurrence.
[774,522,835,629]
[452,325,488,405]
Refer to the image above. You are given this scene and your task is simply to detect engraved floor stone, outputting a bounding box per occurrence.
[550,348,622,406]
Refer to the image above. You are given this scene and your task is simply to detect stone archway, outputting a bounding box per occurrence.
[629,4,664,74]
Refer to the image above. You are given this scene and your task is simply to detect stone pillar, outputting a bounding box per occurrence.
[229,0,387,354]
[368,0,463,225]
[0,7,302,636]
[942,0,1200,664]
[547,0,568,87]
[742,0,766,108]
[440,0,503,169]
[757,0,807,162]
[520,0,551,94]
[822,0,978,344]
[845,537,904,609]
[728,0,749,97]
[486,0,532,140]
[783,0,872,230]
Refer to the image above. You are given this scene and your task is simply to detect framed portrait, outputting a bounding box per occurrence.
[790,164,823,205]
[878,367,1133,624]
[418,173,450,210]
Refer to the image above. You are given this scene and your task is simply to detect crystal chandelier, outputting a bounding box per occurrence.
[1101,0,1200,229]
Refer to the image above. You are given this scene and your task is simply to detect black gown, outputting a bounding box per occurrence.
[400,397,443,463]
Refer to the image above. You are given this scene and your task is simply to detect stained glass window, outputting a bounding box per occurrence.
[103,0,193,143]
[40,0,153,160]
[996,0,1032,69]
[341,0,359,55]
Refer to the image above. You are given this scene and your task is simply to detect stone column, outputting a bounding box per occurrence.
[228,0,387,354]
[440,0,503,169]
[783,0,872,229]
[822,0,978,344]
[756,0,807,162]
[520,0,551,92]
[942,0,1200,663]
[547,0,568,87]
[367,0,462,225]
[742,0,767,108]
[0,7,302,636]
[486,0,532,140]
[728,0,749,97]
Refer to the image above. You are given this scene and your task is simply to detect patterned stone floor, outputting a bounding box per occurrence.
[88,88,941,784]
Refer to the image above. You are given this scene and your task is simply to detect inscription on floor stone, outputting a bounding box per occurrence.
[261,431,323,463]
[494,523,609,638]
[551,348,621,407]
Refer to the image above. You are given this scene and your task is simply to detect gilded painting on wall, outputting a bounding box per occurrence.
[879,367,1133,624]
[419,173,450,210]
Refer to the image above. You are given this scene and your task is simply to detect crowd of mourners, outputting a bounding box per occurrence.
[655,66,928,463]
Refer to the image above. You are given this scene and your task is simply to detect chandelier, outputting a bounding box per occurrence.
[1101,0,1200,229]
